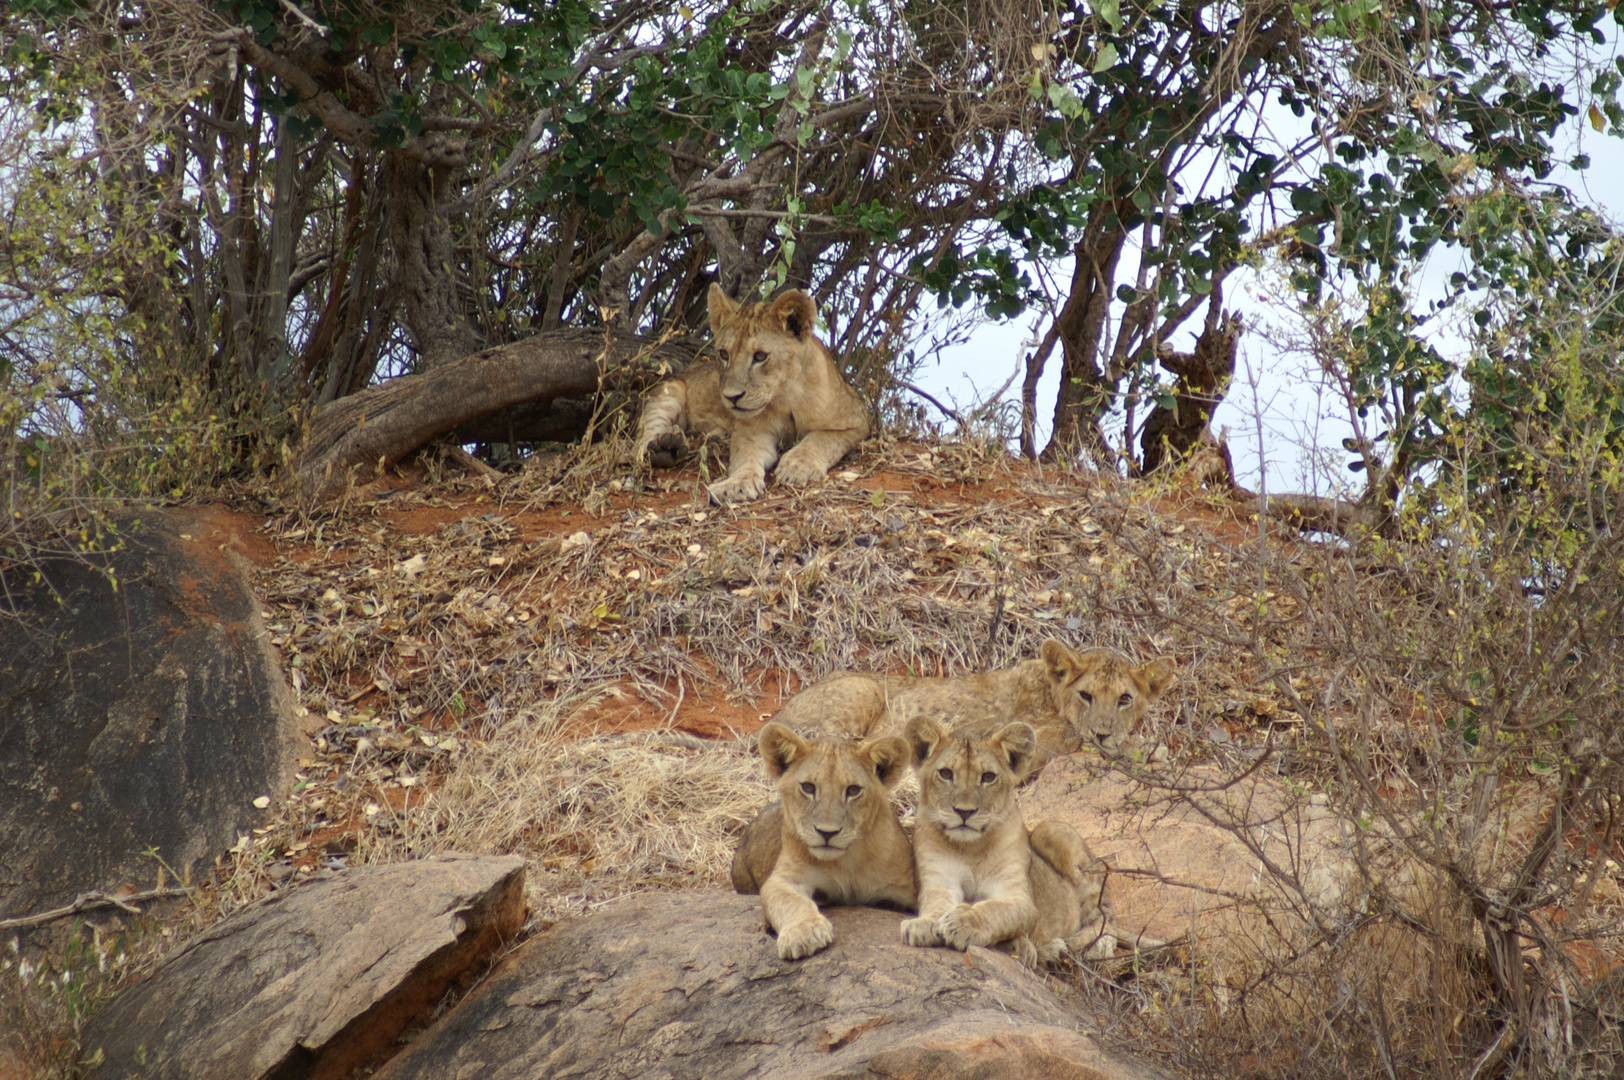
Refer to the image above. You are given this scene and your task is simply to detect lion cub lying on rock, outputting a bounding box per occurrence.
[731,723,914,960]
[773,639,1177,778]
[901,717,1125,964]
[636,285,870,504]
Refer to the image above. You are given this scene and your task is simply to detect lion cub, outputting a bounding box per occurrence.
[734,723,914,960]
[636,285,870,503]
[773,640,1177,779]
[900,716,1118,964]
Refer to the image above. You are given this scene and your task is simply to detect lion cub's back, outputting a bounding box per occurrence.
[662,360,734,438]
[771,670,1023,740]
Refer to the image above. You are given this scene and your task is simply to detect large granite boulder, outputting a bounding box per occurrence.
[83,854,527,1080]
[1023,757,1360,951]
[0,509,298,917]
[372,890,1168,1080]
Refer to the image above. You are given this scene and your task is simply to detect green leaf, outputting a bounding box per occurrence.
[1093,43,1118,73]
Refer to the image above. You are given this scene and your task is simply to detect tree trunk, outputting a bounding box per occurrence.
[1140,296,1242,474]
[383,151,484,368]
[292,328,697,502]
[1038,225,1127,463]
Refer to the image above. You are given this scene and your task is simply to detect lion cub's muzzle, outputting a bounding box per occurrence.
[803,822,852,859]
[941,806,987,839]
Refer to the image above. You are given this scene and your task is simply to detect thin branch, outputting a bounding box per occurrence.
[0,887,192,931]
[888,372,966,426]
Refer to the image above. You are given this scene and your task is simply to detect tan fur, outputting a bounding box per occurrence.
[1024,820,1119,964]
[900,717,1131,966]
[772,641,1177,778]
[743,723,915,960]
[637,285,871,503]
[901,718,1039,953]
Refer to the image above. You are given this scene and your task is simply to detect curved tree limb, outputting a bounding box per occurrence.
[292,328,698,502]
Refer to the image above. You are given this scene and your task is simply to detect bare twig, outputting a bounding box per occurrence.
[0,887,192,931]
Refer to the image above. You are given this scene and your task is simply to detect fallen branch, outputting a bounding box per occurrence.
[0,887,192,931]
[1233,490,1384,537]
[293,327,699,502]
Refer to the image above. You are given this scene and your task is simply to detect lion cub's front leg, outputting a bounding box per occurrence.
[937,889,1039,951]
[760,874,834,960]
[637,380,691,468]
[900,877,958,948]
[708,428,779,504]
[774,428,863,487]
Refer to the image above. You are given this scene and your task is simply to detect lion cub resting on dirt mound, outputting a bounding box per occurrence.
[636,284,870,504]
[731,723,914,960]
[900,716,1121,965]
[773,640,1177,779]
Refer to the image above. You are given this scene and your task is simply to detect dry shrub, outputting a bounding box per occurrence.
[1072,285,1624,1077]
[374,723,769,923]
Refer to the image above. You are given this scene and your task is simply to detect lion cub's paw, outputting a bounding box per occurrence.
[1069,930,1117,960]
[1011,935,1051,968]
[645,432,689,469]
[772,453,828,487]
[936,903,992,951]
[777,914,835,960]
[900,915,944,948]
[707,474,766,504]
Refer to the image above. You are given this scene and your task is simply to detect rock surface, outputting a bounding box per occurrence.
[1023,757,1357,948]
[83,853,526,1080]
[0,509,298,917]
[372,890,1166,1080]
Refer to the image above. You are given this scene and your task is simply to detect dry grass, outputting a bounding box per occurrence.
[374,727,768,923]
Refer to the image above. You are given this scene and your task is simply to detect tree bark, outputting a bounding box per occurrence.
[1038,225,1127,463]
[384,153,484,368]
[1140,297,1242,475]
[292,328,697,502]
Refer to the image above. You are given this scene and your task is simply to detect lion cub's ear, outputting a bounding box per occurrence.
[1040,638,1082,686]
[988,721,1037,778]
[859,735,910,790]
[708,283,741,333]
[903,715,947,768]
[768,290,817,341]
[758,722,812,779]
[1135,656,1178,700]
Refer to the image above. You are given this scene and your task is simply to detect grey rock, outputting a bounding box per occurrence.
[0,509,298,917]
[83,853,527,1080]
[372,890,1166,1080]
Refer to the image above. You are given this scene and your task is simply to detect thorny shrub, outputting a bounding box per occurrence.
[1084,277,1624,1078]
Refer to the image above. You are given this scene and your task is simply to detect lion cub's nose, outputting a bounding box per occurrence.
[724,390,746,405]
[815,826,840,842]
[954,807,976,824]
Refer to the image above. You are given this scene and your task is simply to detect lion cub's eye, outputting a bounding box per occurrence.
[1078,690,1094,705]
[980,771,997,784]
[937,768,953,782]
[844,784,863,800]
[1118,692,1134,707]
[752,350,769,365]
[718,348,729,361]
[800,781,816,796]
